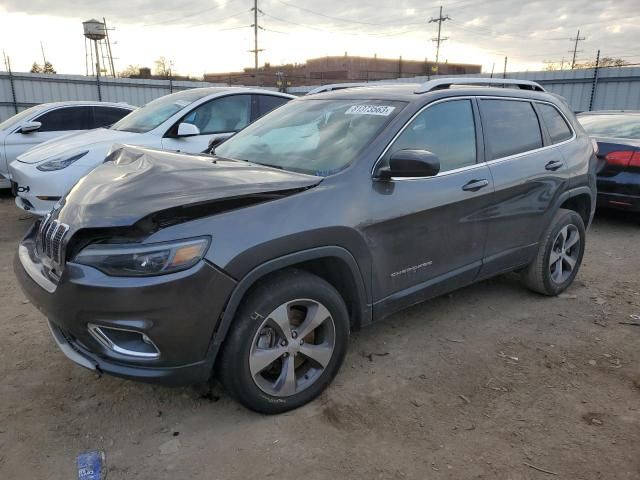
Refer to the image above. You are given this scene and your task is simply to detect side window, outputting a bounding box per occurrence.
[538,103,573,144]
[36,107,91,132]
[92,107,131,129]
[256,95,290,119]
[480,99,543,159]
[182,95,251,134]
[384,99,477,173]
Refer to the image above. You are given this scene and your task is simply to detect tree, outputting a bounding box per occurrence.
[119,64,141,77]
[575,57,628,69]
[30,62,42,73]
[153,57,173,77]
[42,61,56,74]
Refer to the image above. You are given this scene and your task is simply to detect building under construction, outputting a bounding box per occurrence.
[204,55,482,87]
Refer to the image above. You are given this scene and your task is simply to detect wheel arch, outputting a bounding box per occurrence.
[206,246,371,370]
[556,186,595,228]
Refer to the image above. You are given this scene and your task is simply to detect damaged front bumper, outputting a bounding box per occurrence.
[14,223,237,385]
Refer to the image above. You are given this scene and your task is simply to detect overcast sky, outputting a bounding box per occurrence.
[1,0,639,77]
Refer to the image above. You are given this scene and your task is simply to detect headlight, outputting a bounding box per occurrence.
[74,238,210,277]
[36,151,89,171]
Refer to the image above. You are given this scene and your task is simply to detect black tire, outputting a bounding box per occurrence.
[218,269,350,414]
[521,208,586,296]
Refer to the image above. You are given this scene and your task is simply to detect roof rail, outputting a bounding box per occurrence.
[305,82,372,95]
[415,77,545,94]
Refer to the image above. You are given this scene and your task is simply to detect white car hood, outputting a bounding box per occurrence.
[16,128,142,164]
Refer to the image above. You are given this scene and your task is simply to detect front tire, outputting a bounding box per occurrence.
[218,269,350,414]
[521,208,586,296]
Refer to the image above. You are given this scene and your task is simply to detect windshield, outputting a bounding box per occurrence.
[0,105,41,131]
[578,114,640,140]
[111,89,211,133]
[215,99,405,176]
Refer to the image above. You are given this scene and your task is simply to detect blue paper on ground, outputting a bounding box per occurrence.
[76,450,106,480]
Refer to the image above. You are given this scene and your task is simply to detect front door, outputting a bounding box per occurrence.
[4,106,91,167]
[363,98,494,319]
[162,94,252,153]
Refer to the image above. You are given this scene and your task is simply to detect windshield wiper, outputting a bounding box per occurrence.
[254,162,285,170]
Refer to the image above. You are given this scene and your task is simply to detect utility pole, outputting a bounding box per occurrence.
[569,29,586,69]
[250,0,264,74]
[429,6,450,75]
[503,56,507,78]
[589,49,600,111]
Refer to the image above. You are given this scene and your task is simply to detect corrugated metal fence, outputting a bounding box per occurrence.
[0,72,227,121]
[291,66,640,112]
[1,66,639,122]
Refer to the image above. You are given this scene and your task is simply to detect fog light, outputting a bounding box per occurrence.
[88,324,160,359]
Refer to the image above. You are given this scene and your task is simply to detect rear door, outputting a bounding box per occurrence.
[252,94,291,121]
[91,106,132,128]
[4,106,92,165]
[478,98,570,277]
[365,98,494,317]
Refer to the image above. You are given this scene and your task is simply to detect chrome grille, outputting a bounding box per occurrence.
[38,215,70,265]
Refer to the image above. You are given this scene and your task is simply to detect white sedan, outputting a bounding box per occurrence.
[10,87,294,216]
[0,101,134,189]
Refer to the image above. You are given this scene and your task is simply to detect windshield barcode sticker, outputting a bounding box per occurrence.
[345,105,395,116]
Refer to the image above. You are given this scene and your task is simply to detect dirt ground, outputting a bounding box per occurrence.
[0,190,638,480]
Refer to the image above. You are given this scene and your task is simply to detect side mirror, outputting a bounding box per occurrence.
[177,122,200,137]
[207,134,233,154]
[376,149,440,180]
[19,121,42,134]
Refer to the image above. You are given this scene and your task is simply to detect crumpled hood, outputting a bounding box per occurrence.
[55,145,323,229]
[16,128,141,164]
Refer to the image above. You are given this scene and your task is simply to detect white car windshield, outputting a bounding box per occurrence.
[0,105,41,131]
[111,90,211,133]
[215,99,405,176]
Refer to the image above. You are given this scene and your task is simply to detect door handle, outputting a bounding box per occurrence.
[545,160,564,171]
[462,179,489,192]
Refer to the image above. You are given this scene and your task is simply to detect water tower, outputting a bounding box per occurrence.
[83,18,116,77]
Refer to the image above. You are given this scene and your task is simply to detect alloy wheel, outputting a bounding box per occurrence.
[249,299,336,397]
[549,224,581,284]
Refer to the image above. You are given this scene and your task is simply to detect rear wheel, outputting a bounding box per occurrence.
[521,208,586,295]
[218,270,349,414]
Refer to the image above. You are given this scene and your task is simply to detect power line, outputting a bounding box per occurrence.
[143,0,245,27]
[189,10,250,28]
[271,0,424,27]
[429,6,450,74]
[569,29,586,69]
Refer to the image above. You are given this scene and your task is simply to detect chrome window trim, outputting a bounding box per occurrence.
[534,101,576,145]
[372,95,576,181]
[371,96,478,179]
[478,97,576,162]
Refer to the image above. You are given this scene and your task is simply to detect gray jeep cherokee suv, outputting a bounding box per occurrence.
[15,78,597,413]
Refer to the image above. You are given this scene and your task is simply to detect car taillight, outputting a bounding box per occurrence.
[604,150,640,168]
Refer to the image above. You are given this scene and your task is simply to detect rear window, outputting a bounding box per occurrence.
[92,107,131,129]
[480,99,543,159]
[256,95,290,118]
[578,114,640,140]
[538,103,573,144]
